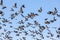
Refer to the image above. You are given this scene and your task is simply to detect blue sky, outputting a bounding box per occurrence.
[0,0,60,40]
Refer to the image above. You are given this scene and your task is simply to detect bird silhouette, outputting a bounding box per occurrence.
[0,0,3,5]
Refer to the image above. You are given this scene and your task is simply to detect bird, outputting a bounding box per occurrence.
[45,21,50,24]
[0,26,2,29]
[2,18,9,23]
[53,17,56,21]
[13,3,17,8]
[24,31,28,35]
[44,18,48,20]
[16,33,19,36]
[22,5,25,8]
[0,0,3,5]
[0,11,3,14]
[50,20,54,23]
[18,26,24,30]
[10,8,14,11]
[22,37,26,40]
[47,11,53,14]
[18,20,24,24]
[14,30,18,33]
[57,14,60,17]
[38,7,42,12]
[20,7,23,13]
[11,14,15,19]
[39,26,45,30]
[2,6,7,9]
[15,12,19,16]
[58,28,60,30]
[34,20,39,26]
[52,8,57,15]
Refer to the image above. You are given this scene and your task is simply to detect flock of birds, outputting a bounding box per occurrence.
[0,0,60,40]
